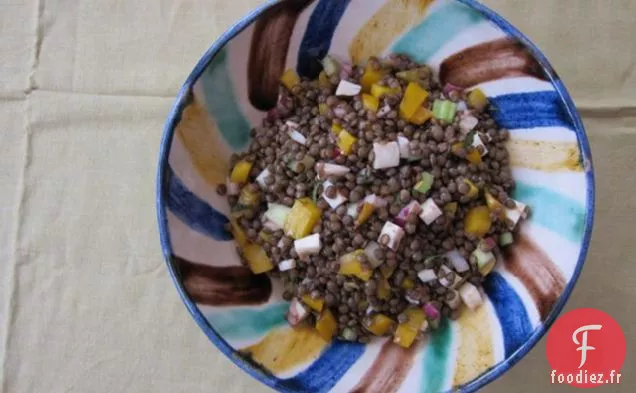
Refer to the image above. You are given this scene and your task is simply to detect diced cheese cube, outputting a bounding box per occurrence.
[278,259,296,271]
[419,198,443,225]
[378,221,404,251]
[458,283,484,310]
[373,141,400,169]
[256,168,271,189]
[336,80,362,96]
[417,269,437,283]
[321,180,348,209]
[289,130,307,145]
[294,233,321,257]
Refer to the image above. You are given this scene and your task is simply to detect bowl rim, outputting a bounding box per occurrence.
[155,1,596,392]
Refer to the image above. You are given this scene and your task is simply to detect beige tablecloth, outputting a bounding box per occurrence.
[1,1,634,392]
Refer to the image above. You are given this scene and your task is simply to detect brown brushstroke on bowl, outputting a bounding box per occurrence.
[248,0,314,110]
[350,340,419,393]
[175,256,272,306]
[439,38,548,88]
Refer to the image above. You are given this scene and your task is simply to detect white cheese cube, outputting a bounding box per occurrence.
[294,234,321,257]
[458,282,484,310]
[336,80,362,96]
[419,198,443,225]
[378,221,404,251]
[256,168,271,189]
[321,180,348,209]
[372,141,400,169]
[278,259,296,271]
[287,298,310,326]
[417,269,437,283]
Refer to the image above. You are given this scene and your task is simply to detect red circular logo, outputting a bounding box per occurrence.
[546,308,626,388]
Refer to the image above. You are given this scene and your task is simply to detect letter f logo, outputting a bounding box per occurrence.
[572,325,602,368]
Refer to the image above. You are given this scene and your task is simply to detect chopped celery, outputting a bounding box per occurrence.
[499,232,514,247]
[413,172,434,194]
[264,204,291,229]
[432,99,457,123]
[280,69,300,91]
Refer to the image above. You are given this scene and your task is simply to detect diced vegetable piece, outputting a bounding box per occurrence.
[446,249,470,273]
[463,179,480,199]
[419,198,443,225]
[377,278,391,300]
[400,82,429,120]
[318,103,328,115]
[444,202,458,218]
[264,203,291,230]
[471,133,489,156]
[337,130,358,155]
[459,115,479,133]
[278,259,296,271]
[226,180,240,196]
[318,71,331,88]
[355,202,375,227]
[378,221,405,251]
[288,155,315,173]
[339,250,373,281]
[466,148,482,164]
[287,298,310,326]
[321,180,348,209]
[377,104,392,118]
[364,194,388,208]
[364,241,383,268]
[285,198,321,239]
[360,66,385,92]
[316,309,338,341]
[255,168,271,189]
[438,265,456,288]
[499,232,514,247]
[230,160,253,184]
[484,191,505,218]
[321,55,340,77]
[394,308,426,348]
[289,130,307,145]
[472,247,496,276]
[464,206,492,238]
[365,314,395,336]
[336,80,362,96]
[372,141,400,169]
[331,123,343,135]
[417,268,437,283]
[230,219,248,248]
[409,106,433,125]
[458,282,484,310]
[243,243,274,274]
[294,233,321,257]
[315,162,350,179]
[396,67,430,84]
[468,88,488,110]
[397,136,412,159]
[370,83,401,99]
[239,187,260,207]
[302,295,325,312]
[432,99,457,123]
[280,69,300,90]
[413,172,434,194]
[346,203,359,218]
[380,263,396,279]
[423,302,441,320]
[395,200,422,227]
[445,290,462,310]
[401,277,415,290]
[362,93,380,112]
[505,199,528,229]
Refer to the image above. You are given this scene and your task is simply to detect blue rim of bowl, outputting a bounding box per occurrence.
[156,1,595,392]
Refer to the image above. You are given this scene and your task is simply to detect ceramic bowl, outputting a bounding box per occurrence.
[156,0,594,391]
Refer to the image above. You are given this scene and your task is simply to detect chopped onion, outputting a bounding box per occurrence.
[346,203,359,218]
[278,259,296,271]
[445,290,462,310]
[289,130,307,145]
[472,248,496,276]
[471,133,488,156]
[364,194,388,208]
[405,294,420,305]
[372,141,400,169]
[446,249,470,273]
[336,80,362,96]
[419,198,443,225]
[457,101,468,112]
[285,120,299,129]
[395,200,422,227]
[321,180,348,209]
[505,199,528,229]
[378,221,404,251]
[255,168,271,189]
[417,269,437,283]
[294,234,321,257]
[459,115,478,133]
[264,203,291,229]
[459,283,484,310]
[315,162,350,179]
[364,241,383,268]
[423,302,441,320]
[226,179,240,196]
[287,298,310,326]
[377,104,392,118]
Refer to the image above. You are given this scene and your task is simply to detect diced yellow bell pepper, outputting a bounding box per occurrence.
[409,106,433,125]
[464,206,492,238]
[302,295,325,312]
[463,179,480,199]
[366,314,395,336]
[318,103,328,115]
[337,131,358,155]
[243,243,274,274]
[258,230,272,243]
[451,142,465,156]
[466,148,482,165]
[370,83,400,99]
[401,277,415,290]
[284,198,322,239]
[361,93,380,113]
[360,66,385,93]
[331,123,343,135]
[380,264,396,279]
[468,88,488,110]
[396,67,430,84]
[355,202,375,227]
[444,202,458,218]
[316,309,337,341]
[485,191,506,219]
[318,71,331,88]
[339,250,373,281]
[394,308,426,348]
[230,160,253,184]
[377,278,391,300]
[239,187,260,206]
[399,82,429,120]
[280,69,300,91]
[230,219,248,248]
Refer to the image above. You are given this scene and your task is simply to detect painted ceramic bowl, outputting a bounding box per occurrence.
[156,0,594,391]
